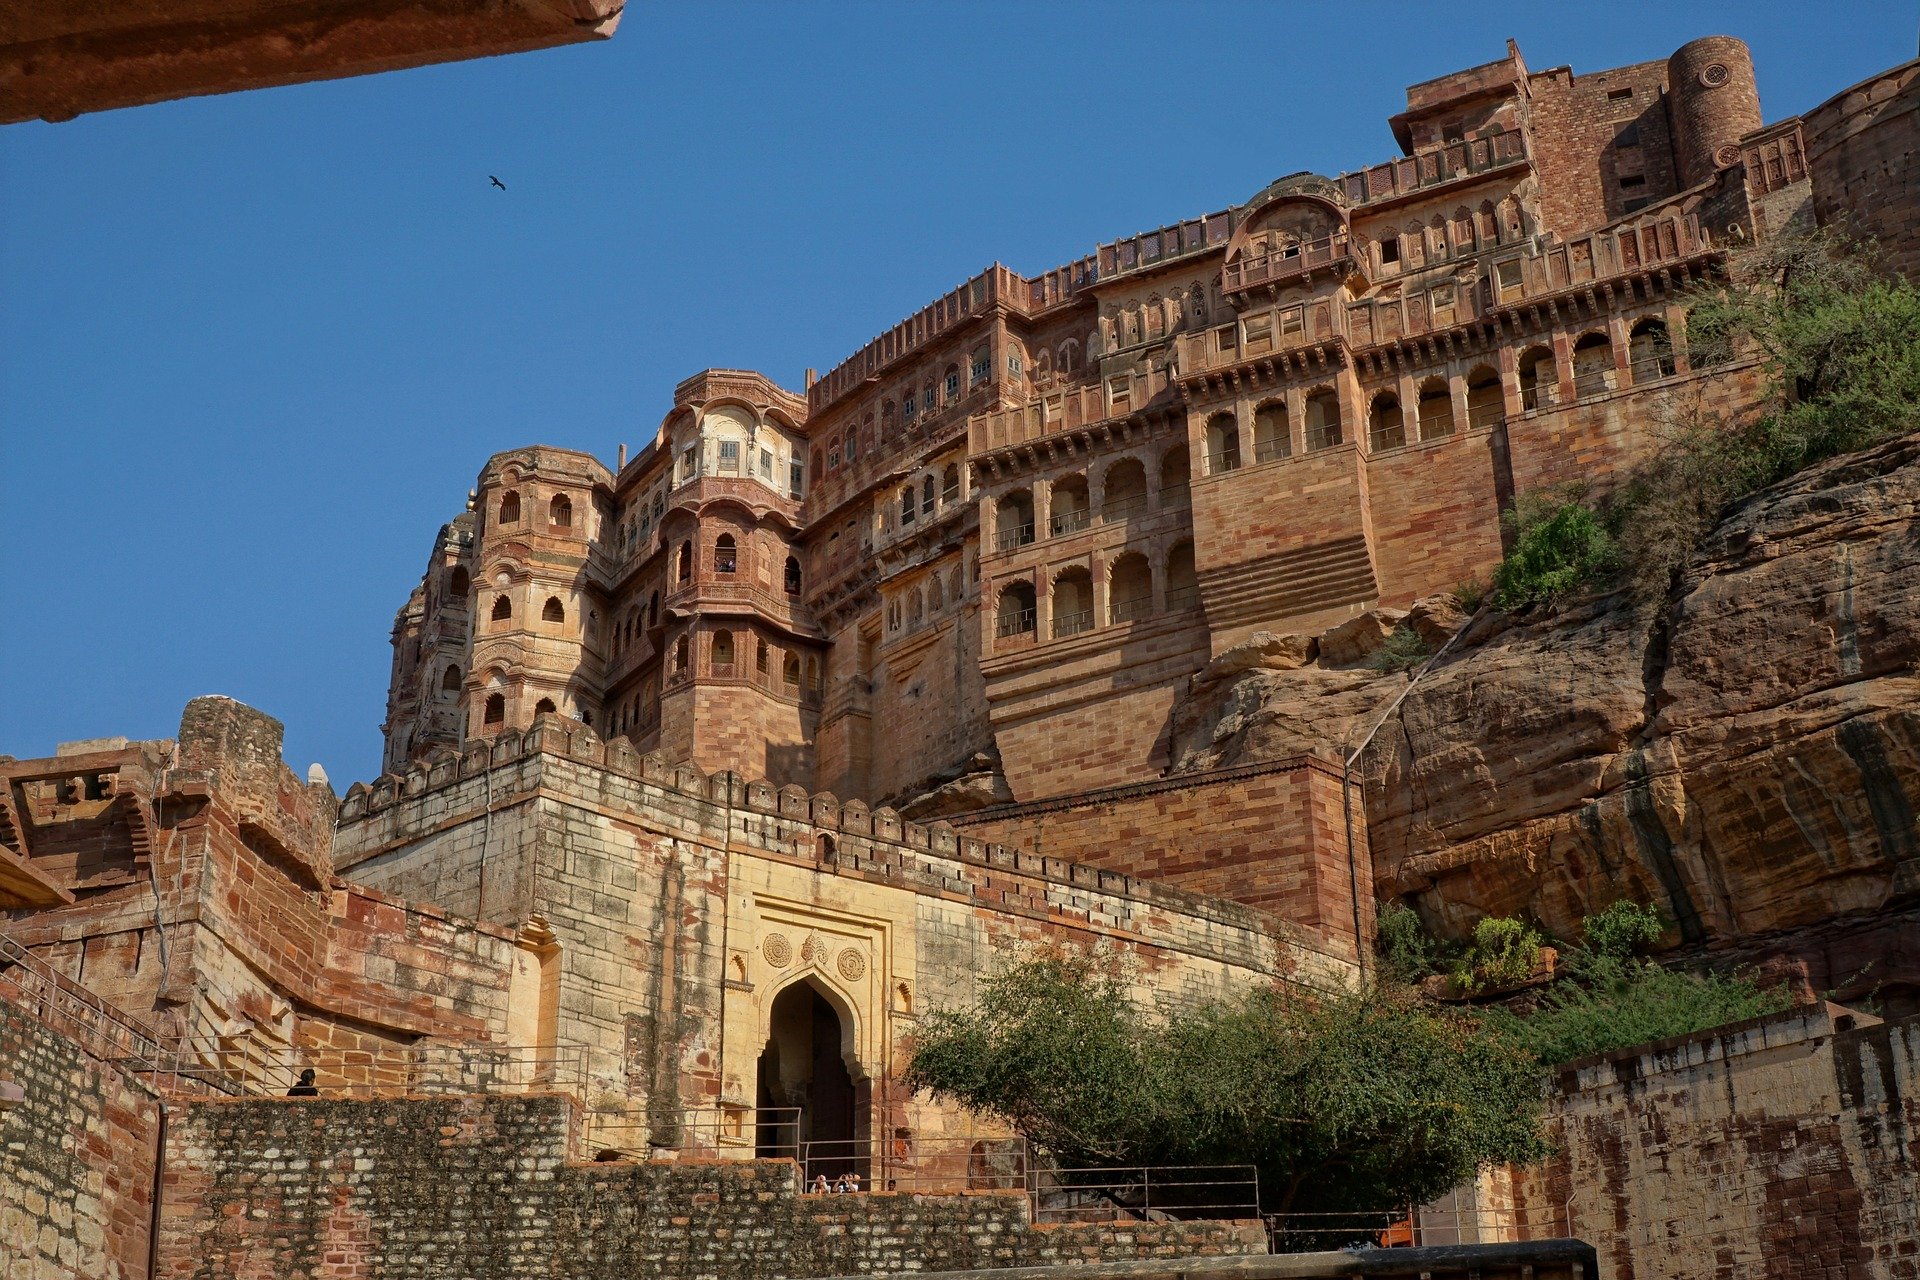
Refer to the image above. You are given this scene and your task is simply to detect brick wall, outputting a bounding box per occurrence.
[1364,427,1506,607]
[1511,1003,1920,1279]
[154,1093,1265,1279]
[1805,59,1920,280]
[953,757,1369,962]
[0,995,162,1280]
[1526,60,1677,235]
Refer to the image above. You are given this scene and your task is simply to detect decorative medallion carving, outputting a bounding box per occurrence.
[801,933,829,966]
[762,933,793,968]
[837,948,867,982]
[1700,63,1730,88]
[1714,144,1741,169]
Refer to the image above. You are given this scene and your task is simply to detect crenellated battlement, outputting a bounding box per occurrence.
[335,714,1324,951]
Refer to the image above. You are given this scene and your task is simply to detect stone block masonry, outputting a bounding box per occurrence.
[0,995,162,1280]
[154,1092,1266,1280]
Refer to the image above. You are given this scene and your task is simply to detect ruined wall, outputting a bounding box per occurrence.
[0,995,161,1280]
[154,1093,1265,1280]
[1514,1003,1920,1280]
[952,757,1369,962]
[1805,58,1920,279]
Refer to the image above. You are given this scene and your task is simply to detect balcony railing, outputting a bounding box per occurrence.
[1466,400,1506,430]
[969,369,1166,455]
[1101,494,1147,521]
[995,609,1036,639]
[1053,610,1094,638]
[1206,450,1241,475]
[1050,508,1091,537]
[995,522,1036,553]
[1339,129,1530,206]
[1165,585,1199,612]
[1109,596,1153,624]
[1222,232,1358,294]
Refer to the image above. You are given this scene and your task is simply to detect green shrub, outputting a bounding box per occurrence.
[1452,575,1489,613]
[1580,899,1666,962]
[1375,903,1441,983]
[1367,624,1435,673]
[1491,498,1620,610]
[1482,959,1789,1067]
[1452,916,1544,994]
[907,951,1548,1219]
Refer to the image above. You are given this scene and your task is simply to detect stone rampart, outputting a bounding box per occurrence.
[0,994,162,1280]
[1511,1002,1920,1279]
[153,1093,1267,1279]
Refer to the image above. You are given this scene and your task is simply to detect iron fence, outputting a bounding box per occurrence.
[1031,1165,1260,1224]
[1265,1201,1573,1253]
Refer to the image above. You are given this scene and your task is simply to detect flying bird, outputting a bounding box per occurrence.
[490,175,507,191]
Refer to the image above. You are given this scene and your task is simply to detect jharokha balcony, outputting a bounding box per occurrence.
[1222,231,1362,296]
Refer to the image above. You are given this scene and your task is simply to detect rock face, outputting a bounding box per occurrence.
[1171,433,1920,1009]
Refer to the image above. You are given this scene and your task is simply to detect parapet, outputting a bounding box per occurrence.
[336,716,1313,947]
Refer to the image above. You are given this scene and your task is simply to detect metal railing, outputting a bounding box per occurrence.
[1266,1201,1574,1253]
[1165,585,1200,612]
[0,931,245,1095]
[995,608,1037,638]
[1032,1165,1260,1224]
[1467,399,1506,430]
[1050,508,1092,537]
[254,1043,589,1098]
[1100,494,1147,521]
[1052,610,1094,638]
[1254,438,1291,464]
[1206,449,1241,475]
[995,522,1036,552]
[794,1135,1031,1195]
[584,1106,801,1158]
[1109,596,1153,624]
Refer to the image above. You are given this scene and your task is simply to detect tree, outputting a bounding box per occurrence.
[904,951,1547,1221]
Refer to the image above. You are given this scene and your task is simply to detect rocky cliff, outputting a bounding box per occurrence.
[1171,432,1920,1010]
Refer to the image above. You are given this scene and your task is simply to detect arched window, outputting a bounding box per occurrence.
[677,540,693,582]
[647,592,659,628]
[907,589,924,629]
[944,363,961,400]
[1417,378,1455,441]
[900,484,916,525]
[1254,402,1291,463]
[806,656,821,693]
[1052,568,1094,638]
[1206,412,1240,473]
[928,574,945,612]
[1109,553,1151,624]
[1466,365,1504,429]
[448,566,470,601]
[549,494,572,528]
[1572,332,1615,398]
[995,581,1037,640]
[756,637,770,675]
[1160,445,1191,504]
[1101,458,1147,519]
[1517,346,1555,410]
[543,596,565,623]
[784,556,802,594]
[712,630,734,671]
[942,464,960,505]
[1305,389,1343,449]
[498,491,521,524]
[1165,542,1199,612]
[1629,318,1676,382]
[441,665,462,693]
[715,533,737,574]
[782,652,800,686]
[1369,392,1406,451]
[674,636,689,672]
[534,697,557,716]
[483,693,505,725]
[492,594,512,623]
[1049,475,1089,536]
[921,475,935,517]
[995,490,1035,550]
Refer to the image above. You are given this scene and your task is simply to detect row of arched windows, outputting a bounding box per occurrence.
[993,543,1199,643]
[886,561,971,634]
[487,593,570,626]
[894,464,964,531]
[992,446,1189,553]
[1200,318,1680,469]
[495,490,572,530]
[667,629,822,695]
[670,538,802,593]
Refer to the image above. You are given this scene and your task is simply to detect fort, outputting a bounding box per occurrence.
[5,30,1920,1280]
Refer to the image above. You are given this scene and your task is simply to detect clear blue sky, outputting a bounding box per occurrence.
[2,1,1913,787]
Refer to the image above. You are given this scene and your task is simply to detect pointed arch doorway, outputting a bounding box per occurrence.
[755,976,868,1184]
